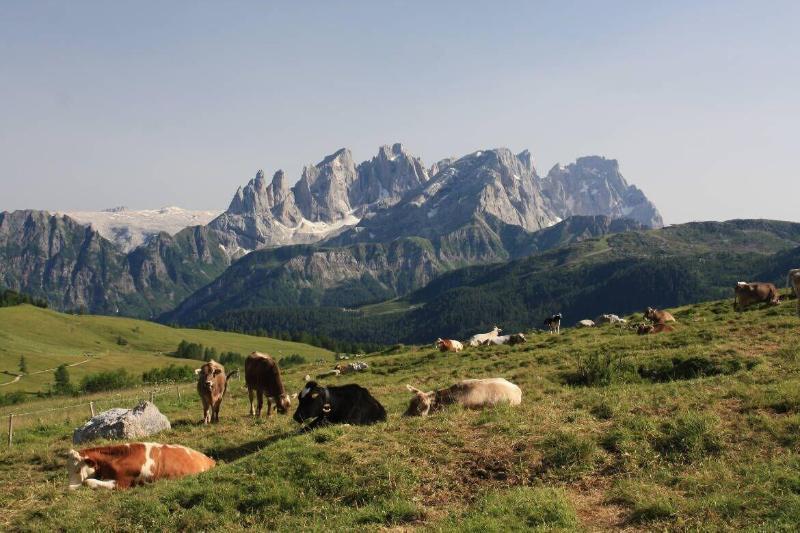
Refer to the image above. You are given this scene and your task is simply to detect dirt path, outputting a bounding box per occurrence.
[0,357,92,386]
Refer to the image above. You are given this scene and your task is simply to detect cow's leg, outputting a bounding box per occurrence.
[248,388,256,416]
[84,478,116,490]
[212,400,221,423]
[256,390,264,417]
[202,397,211,424]
[267,397,274,417]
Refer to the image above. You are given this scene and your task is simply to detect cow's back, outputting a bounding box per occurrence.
[149,444,215,479]
[450,378,522,408]
[245,352,284,395]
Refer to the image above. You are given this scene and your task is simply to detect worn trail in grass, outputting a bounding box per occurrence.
[2,298,800,531]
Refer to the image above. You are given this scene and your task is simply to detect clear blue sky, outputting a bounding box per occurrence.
[1,1,797,224]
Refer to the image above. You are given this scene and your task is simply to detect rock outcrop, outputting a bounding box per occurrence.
[72,401,170,444]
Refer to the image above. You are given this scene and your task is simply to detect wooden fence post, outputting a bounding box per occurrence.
[176,384,181,399]
[89,401,95,417]
[150,391,155,403]
[7,414,13,447]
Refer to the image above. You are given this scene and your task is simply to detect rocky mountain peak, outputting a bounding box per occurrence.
[351,143,429,208]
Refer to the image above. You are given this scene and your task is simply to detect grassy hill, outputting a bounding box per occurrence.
[0,305,331,395]
[2,296,799,530]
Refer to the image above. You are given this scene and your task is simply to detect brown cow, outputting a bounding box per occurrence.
[792,271,800,316]
[67,442,215,490]
[734,281,780,311]
[637,323,675,335]
[435,338,464,352]
[196,360,237,424]
[245,352,292,417]
[644,307,676,324]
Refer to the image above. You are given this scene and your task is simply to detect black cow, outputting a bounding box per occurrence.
[292,381,386,431]
[544,313,562,334]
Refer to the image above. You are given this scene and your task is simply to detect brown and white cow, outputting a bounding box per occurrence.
[435,338,464,352]
[644,307,676,324]
[733,281,780,311]
[467,326,502,347]
[482,333,526,346]
[67,442,215,490]
[245,352,293,417]
[403,378,522,417]
[196,360,237,424]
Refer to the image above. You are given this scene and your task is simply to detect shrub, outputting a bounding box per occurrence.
[116,336,128,346]
[278,354,307,368]
[570,352,638,386]
[81,369,137,393]
[0,391,27,406]
[653,412,722,462]
[142,364,196,383]
[53,364,74,395]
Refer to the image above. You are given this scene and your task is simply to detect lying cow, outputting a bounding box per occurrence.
[196,360,237,424]
[67,443,215,490]
[316,369,341,379]
[404,378,522,417]
[544,313,562,334]
[336,361,369,374]
[644,307,676,324]
[293,381,386,431]
[468,326,502,347]
[637,323,675,335]
[483,333,526,346]
[734,281,780,311]
[435,338,464,352]
[596,314,627,325]
[245,352,293,417]
[576,319,595,328]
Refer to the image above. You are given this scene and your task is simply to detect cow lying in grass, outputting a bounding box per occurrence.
[403,378,522,417]
[637,323,675,335]
[293,381,386,431]
[644,307,675,324]
[435,338,464,352]
[734,282,780,311]
[482,333,526,346]
[67,443,215,490]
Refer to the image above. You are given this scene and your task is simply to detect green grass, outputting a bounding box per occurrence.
[0,305,331,394]
[2,297,800,530]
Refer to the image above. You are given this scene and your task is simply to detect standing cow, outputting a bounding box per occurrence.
[468,326,502,347]
[734,282,780,311]
[788,268,800,297]
[196,360,237,424]
[404,378,522,417]
[790,271,800,316]
[245,352,292,417]
[544,313,562,334]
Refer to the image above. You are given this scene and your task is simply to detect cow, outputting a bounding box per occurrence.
[336,361,368,374]
[67,442,215,490]
[576,319,595,328]
[293,381,386,431]
[195,360,237,424]
[404,378,522,417]
[245,352,292,418]
[596,314,627,325]
[316,369,341,379]
[788,268,800,297]
[733,282,780,311]
[468,326,502,347]
[435,338,464,352]
[544,313,562,334]
[644,307,676,324]
[482,333,526,346]
[792,271,800,316]
[637,323,674,335]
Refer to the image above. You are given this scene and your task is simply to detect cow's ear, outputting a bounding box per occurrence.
[194,368,201,375]
[68,449,82,461]
[406,384,423,394]
[213,368,222,375]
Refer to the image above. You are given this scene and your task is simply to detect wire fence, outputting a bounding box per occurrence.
[3,380,207,447]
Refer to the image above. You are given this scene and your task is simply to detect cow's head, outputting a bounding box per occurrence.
[293,381,328,423]
[510,333,526,344]
[195,360,224,393]
[275,393,293,414]
[404,384,435,416]
[66,449,96,490]
[434,338,444,348]
[644,307,656,319]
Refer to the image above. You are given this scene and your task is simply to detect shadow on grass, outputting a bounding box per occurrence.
[210,431,297,462]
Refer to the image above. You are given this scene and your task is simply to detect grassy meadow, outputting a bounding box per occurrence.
[0,305,332,395]
[1,297,800,531]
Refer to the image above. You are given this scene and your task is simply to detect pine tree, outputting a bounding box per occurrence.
[18,355,28,374]
[53,364,72,395]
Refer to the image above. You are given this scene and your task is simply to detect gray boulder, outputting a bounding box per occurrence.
[72,401,171,444]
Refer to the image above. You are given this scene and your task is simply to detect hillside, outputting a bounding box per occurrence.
[0,305,330,395]
[2,297,799,530]
[193,220,800,344]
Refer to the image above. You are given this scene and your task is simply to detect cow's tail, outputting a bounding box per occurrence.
[224,370,239,396]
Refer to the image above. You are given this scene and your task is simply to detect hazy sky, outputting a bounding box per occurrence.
[1,1,798,224]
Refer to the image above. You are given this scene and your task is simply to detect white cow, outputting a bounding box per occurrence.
[788,269,800,296]
[467,326,502,347]
[404,378,522,416]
